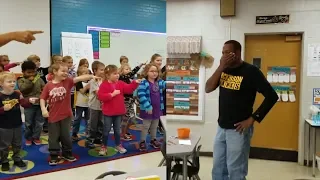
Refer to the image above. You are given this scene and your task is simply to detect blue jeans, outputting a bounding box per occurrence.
[72,106,89,135]
[103,115,121,146]
[24,105,44,140]
[212,125,253,180]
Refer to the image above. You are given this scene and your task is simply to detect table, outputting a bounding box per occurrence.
[166,134,201,180]
[103,167,166,179]
[304,119,320,177]
[158,116,167,167]
[160,116,166,132]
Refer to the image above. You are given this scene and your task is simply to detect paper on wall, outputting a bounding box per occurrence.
[307,44,320,76]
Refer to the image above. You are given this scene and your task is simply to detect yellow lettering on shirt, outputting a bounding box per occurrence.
[220,72,243,90]
[2,99,19,107]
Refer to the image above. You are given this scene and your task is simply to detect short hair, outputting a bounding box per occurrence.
[62,56,73,62]
[0,72,16,84]
[120,56,128,63]
[21,60,36,72]
[27,54,40,62]
[91,61,105,72]
[224,40,242,52]
[104,65,118,75]
[50,63,67,73]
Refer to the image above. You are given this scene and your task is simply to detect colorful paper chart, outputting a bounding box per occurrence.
[100,31,110,48]
[88,30,100,59]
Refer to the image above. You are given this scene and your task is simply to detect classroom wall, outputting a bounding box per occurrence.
[167,0,320,164]
[0,0,51,71]
[51,0,166,55]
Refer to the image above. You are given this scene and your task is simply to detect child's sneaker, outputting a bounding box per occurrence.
[49,155,59,166]
[150,139,161,149]
[121,134,132,141]
[85,139,95,149]
[1,162,9,171]
[72,134,79,142]
[62,152,77,162]
[25,140,32,146]
[99,146,107,156]
[116,145,127,154]
[14,160,26,168]
[139,141,147,151]
[33,139,41,145]
[126,132,132,137]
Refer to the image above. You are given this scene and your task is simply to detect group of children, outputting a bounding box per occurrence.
[0,53,166,170]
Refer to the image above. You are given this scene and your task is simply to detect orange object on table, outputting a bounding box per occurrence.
[177,128,190,139]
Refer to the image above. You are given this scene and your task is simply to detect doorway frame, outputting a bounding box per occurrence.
[243,32,305,165]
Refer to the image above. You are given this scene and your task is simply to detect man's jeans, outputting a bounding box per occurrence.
[24,105,44,140]
[212,125,253,180]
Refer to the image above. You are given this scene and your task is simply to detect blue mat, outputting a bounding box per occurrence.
[0,119,163,180]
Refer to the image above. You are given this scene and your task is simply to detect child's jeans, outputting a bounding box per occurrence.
[48,117,73,156]
[24,105,44,140]
[0,127,22,163]
[72,106,89,135]
[103,115,121,146]
[88,109,103,140]
[140,119,159,142]
[212,126,253,180]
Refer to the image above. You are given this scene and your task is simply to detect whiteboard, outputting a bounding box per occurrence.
[61,32,94,70]
[86,26,166,68]
[0,0,50,72]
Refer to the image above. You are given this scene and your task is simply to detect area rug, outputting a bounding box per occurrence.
[0,119,163,180]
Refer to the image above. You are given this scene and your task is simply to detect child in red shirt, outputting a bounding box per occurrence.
[97,65,140,155]
[40,63,100,166]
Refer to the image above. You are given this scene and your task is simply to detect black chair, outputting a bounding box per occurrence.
[95,171,127,179]
[171,145,202,180]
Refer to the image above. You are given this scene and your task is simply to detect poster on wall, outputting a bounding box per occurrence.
[307,44,320,76]
[267,66,297,83]
[313,88,320,105]
[272,85,296,102]
[166,58,204,121]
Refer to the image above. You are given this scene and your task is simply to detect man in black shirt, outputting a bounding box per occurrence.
[206,40,278,180]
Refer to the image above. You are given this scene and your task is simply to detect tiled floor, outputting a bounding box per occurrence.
[16,152,320,180]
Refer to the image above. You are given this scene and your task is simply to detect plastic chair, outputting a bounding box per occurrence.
[95,171,127,179]
[171,145,202,180]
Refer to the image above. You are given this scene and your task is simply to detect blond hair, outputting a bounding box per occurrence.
[104,65,118,75]
[77,66,88,76]
[118,63,131,75]
[27,54,40,62]
[119,56,128,64]
[50,63,67,74]
[141,63,161,80]
[0,72,16,84]
[62,56,73,63]
[50,55,62,65]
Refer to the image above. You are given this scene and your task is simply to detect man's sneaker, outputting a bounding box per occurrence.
[99,146,107,156]
[116,145,127,154]
[71,134,79,142]
[1,162,9,171]
[62,152,77,162]
[49,155,59,166]
[25,140,32,146]
[14,160,26,168]
[121,134,132,141]
[150,139,161,149]
[139,141,147,151]
[33,139,41,145]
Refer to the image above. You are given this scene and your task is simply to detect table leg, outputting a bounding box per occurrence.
[307,122,310,166]
[183,155,188,180]
[312,127,316,177]
[166,157,172,180]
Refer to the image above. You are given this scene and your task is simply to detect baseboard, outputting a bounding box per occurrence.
[249,147,298,162]
[200,147,298,162]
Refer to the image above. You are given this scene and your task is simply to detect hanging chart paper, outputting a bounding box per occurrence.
[307,44,320,76]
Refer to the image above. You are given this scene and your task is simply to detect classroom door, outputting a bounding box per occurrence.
[245,35,301,159]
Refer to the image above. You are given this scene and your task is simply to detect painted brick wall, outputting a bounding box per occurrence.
[167,0,320,160]
[51,0,166,55]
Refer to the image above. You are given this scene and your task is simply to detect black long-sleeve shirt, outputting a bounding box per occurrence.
[218,62,278,129]
[119,66,141,101]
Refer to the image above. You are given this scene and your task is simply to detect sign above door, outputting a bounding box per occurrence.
[255,15,290,24]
